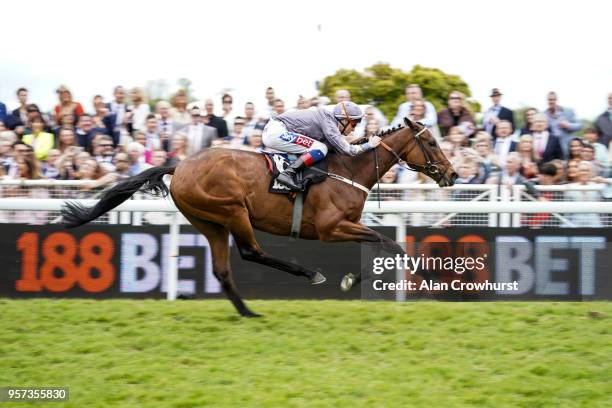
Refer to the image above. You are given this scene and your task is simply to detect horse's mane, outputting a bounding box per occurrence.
[349,123,404,146]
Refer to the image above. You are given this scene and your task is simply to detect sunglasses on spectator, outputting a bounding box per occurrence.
[449,96,462,100]
[235,121,245,126]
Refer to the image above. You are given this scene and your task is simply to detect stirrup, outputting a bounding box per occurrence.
[277,171,301,190]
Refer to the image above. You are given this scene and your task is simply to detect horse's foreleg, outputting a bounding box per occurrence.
[319,220,408,291]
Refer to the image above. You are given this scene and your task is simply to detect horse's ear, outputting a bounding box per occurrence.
[404,117,418,131]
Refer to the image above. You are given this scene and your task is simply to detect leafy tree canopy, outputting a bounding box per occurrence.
[319,63,479,120]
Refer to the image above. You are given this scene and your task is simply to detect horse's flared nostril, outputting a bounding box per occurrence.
[451,172,458,184]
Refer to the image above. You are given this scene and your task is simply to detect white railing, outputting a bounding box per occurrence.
[1,180,612,227]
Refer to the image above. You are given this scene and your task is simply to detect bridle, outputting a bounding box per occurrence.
[378,125,442,177]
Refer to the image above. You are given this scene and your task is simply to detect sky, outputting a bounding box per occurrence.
[1,0,610,119]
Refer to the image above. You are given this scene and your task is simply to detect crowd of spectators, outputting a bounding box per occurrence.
[1,84,611,206]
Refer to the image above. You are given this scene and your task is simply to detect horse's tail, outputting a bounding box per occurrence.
[61,166,176,228]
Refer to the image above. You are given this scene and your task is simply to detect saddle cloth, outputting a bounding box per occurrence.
[262,152,328,194]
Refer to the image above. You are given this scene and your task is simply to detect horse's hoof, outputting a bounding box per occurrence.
[341,273,356,292]
[310,272,326,285]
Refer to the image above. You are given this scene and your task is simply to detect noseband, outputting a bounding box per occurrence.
[378,126,442,177]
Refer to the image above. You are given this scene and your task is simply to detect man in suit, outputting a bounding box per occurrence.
[594,93,612,146]
[529,113,563,163]
[483,88,515,136]
[203,98,228,139]
[183,107,218,155]
[493,120,515,167]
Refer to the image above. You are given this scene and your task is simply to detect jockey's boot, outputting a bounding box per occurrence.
[276,156,306,190]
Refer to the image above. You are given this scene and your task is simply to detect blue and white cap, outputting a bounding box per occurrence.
[332,101,363,121]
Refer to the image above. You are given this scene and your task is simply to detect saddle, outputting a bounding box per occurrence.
[262,152,328,195]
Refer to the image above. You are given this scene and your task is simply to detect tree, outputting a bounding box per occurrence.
[319,63,479,121]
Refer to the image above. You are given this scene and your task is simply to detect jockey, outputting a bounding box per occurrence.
[262,101,382,190]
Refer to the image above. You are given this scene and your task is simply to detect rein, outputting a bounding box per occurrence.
[378,126,442,177]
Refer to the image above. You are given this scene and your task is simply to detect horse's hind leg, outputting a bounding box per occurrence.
[186,215,261,318]
[230,211,326,284]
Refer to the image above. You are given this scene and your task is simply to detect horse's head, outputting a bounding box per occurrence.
[394,117,457,187]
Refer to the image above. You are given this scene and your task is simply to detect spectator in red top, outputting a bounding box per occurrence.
[54,85,84,124]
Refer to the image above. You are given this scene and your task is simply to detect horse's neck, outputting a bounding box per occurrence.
[341,129,410,189]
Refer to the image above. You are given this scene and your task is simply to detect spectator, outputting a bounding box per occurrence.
[8,155,49,224]
[273,99,285,118]
[220,94,236,135]
[53,85,84,124]
[583,127,609,167]
[408,99,441,140]
[167,132,189,166]
[568,137,585,160]
[454,157,481,185]
[227,116,246,147]
[446,126,470,151]
[6,87,29,129]
[566,158,581,183]
[75,114,105,152]
[472,131,499,181]
[106,85,128,138]
[132,131,152,163]
[112,152,131,180]
[143,114,162,151]
[42,149,61,179]
[520,107,538,135]
[126,142,152,175]
[92,95,118,145]
[263,87,276,118]
[183,107,218,155]
[241,102,257,140]
[56,147,80,180]
[156,100,182,150]
[580,144,604,176]
[170,89,191,126]
[515,134,539,179]
[22,116,54,160]
[0,99,7,124]
[437,91,476,137]
[150,149,168,167]
[54,113,76,137]
[246,128,263,150]
[544,91,581,158]
[549,159,565,184]
[365,118,381,138]
[594,93,612,146]
[76,158,117,195]
[93,135,116,172]
[203,98,228,139]
[6,142,33,178]
[565,161,605,227]
[335,89,351,103]
[391,84,437,128]
[486,152,540,197]
[126,87,150,132]
[494,120,516,167]
[56,128,78,153]
[0,139,14,174]
[483,88,515,135]
[529,113,563,163]
[524,162,560,227]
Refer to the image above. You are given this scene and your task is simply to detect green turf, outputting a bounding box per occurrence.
[0,300,610,408]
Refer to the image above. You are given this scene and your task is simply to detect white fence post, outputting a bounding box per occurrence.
[166,211,180,301]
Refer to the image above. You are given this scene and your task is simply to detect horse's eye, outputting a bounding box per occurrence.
[428,141,436,148]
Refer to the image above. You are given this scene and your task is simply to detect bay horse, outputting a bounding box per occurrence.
[62,117,457,317]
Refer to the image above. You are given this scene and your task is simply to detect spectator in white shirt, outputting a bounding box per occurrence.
[391,84,437,128]
[127,87,150,131]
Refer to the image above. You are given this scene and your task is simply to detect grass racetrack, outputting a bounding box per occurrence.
[1,300,610,407]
